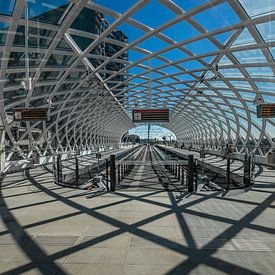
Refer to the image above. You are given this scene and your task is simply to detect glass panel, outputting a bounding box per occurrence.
[8,52,44,67]
[214,31,233,45]
[210,81,229,88]
[185,38,218,55]
[33,85,53,96]
[219,55,233,65]
[138,36,170,52]
[4,89,26,106]
[232,49,267,63]
[180,60,203,70]
[24,0,70,25]
[245,66,274,78]
[163,21,199,42]
[0,22,9,45]
[230,80,252,89]
[57,38,72,51]
[192,2,240,31]
[238,0,275,18]
[231,28,256,47]
[255,82,275,92]
[5,72,26,87]
[0,0,15,16]
[13,25,56,48]
[95,0,139,13]
[46,54,75,67]
[239,91,257,100]
[269,47,275,58]
[39,71,61,81]
[219,68,243,77]
[172,0,208,11]
[132,1,176,29]
[161,48,188,60]
[71,34,93,52]
[256,21,275,42]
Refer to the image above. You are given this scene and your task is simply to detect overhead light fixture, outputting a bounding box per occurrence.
[199,74,205,83]
[253,94,263,105]
[211,63,219,80]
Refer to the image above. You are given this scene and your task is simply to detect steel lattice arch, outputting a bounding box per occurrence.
[0,0,274,167]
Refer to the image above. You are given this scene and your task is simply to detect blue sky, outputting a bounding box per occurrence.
[129,125,177,140]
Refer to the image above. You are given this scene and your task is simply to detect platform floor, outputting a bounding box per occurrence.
[0,165,275,274]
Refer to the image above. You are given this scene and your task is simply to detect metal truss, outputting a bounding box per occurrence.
[0,0,274,165]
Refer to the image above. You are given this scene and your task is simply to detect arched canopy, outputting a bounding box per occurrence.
[0,0,274,161]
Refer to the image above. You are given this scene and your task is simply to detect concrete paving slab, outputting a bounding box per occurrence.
[0,157,274,274]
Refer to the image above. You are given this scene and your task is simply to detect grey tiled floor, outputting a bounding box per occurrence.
[0,163,274,274]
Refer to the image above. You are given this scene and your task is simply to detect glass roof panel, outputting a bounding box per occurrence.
[232,49,267,63]
[1,0,274,158]
[132,0,176,28]
[94,0,139,13]
[192,2,240,31]
[171,0,208,11]
[137,36,170,52]
[24,0,70,24]
[162,21,200,42]
[218,55,233,65]
[0,22,9,45]
[214,31,233,45]
[219,68,243,77]
[230,80,252,89]
[270,47,275,58]
[256,21,275,42]
[231,28,256,47]
[160,49,188,60]
[238,0,275,18]
[185,38,218,55]
[0,0,15,16]
[255,82,275,92]
[245,66,274,78]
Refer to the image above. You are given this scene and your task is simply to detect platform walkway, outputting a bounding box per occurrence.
[0,162,274,274]
[158,145,243,175]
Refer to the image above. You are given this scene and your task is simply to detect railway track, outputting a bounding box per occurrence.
[117,145,184,192]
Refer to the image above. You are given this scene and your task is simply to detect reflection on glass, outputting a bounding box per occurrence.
[0,0,15,16]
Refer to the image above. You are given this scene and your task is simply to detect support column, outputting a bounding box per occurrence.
[105,159,109,190]
[110,155,116,191]
[243,154,251,186]
[0,127,5,172]
[75,157,79,185]
[118,164,121,182]
[188,155,194,192]
[181,166,185,186]
[227,158,231,190]
[56,154,62,185]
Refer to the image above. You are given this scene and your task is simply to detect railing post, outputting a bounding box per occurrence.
[243,153,251,186]
[56,154,61,185]
[181,165,185,185]
[110,155,116,191]
[188,155,194,192]
[105,159,109,190]
[118,164,121,182]
[227,158,231,190]
[75,157,79,186]
[194,160,198,191]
